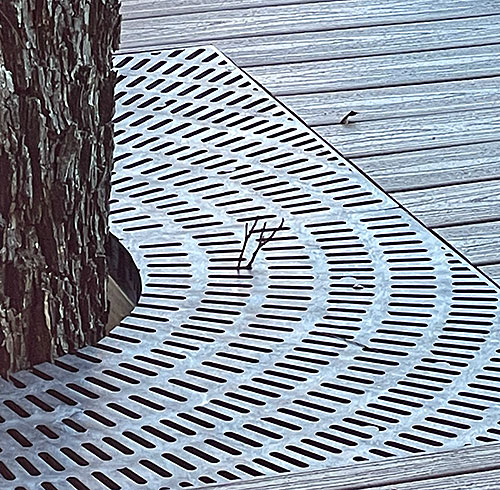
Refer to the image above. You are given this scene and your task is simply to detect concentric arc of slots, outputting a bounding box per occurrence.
[0,46,499,490]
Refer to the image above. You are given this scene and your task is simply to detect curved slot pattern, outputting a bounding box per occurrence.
[0,46,499,490]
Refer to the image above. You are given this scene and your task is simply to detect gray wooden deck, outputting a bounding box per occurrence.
[118,1,500,487]
[119,0,500,285]
[212,442,500,489]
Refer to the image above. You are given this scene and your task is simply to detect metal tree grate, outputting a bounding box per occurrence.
[1,46,500,490]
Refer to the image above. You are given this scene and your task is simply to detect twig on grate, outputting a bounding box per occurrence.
[246,218,285,269]
[237,218,285,271]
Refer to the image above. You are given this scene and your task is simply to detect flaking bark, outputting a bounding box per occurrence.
[0,0,121,377]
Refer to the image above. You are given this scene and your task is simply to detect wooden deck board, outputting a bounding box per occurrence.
[204,443,500,490]
[247,45,500,95]
[120,0,500,45]
[120,15,500,61]
[437,221,500,266]
[377,470,500,490]
[350,141,500,192]
[280,78,500,126]
[120,0,346,18]
[315,107,500,157]
[392,179,500,228]
[481,264,500,282]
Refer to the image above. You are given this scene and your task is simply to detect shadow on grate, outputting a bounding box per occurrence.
[0,46,499,490]
[106,232,142,332]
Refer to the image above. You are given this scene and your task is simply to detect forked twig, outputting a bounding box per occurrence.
[246,218,285,269]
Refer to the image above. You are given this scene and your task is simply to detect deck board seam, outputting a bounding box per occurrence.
[123,0,343,20]
[428,215,500,230]
[241,41,500,67]
[122,10,500,27]
[310,104,500,125]
[265,74,500,97]
[336,137,500,159]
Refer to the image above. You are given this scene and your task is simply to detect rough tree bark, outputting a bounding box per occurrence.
[0,1,121,377]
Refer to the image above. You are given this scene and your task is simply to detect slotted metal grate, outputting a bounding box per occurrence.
[1,46,500,490]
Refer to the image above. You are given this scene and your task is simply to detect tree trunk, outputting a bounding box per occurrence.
[0,0,121,377]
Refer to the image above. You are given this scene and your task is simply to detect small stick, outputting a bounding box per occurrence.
[246,221,267,270]
[237,219,258,270]
[246,218,285,269]
[339,110,358,125]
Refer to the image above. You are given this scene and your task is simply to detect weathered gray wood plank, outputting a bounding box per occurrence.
[222,468,500,490]
[392,179,500,228]
[481,264,500,283]
[315,107,500,157]
[120,1,500,46]
[373,469,500,490]
[247,45,500,95]
[437,221,500,266]
[205,443,500,490]
[120,15,500,67]
[351,142,500,192]
[280,78,500,126]
[121,0,336,18]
